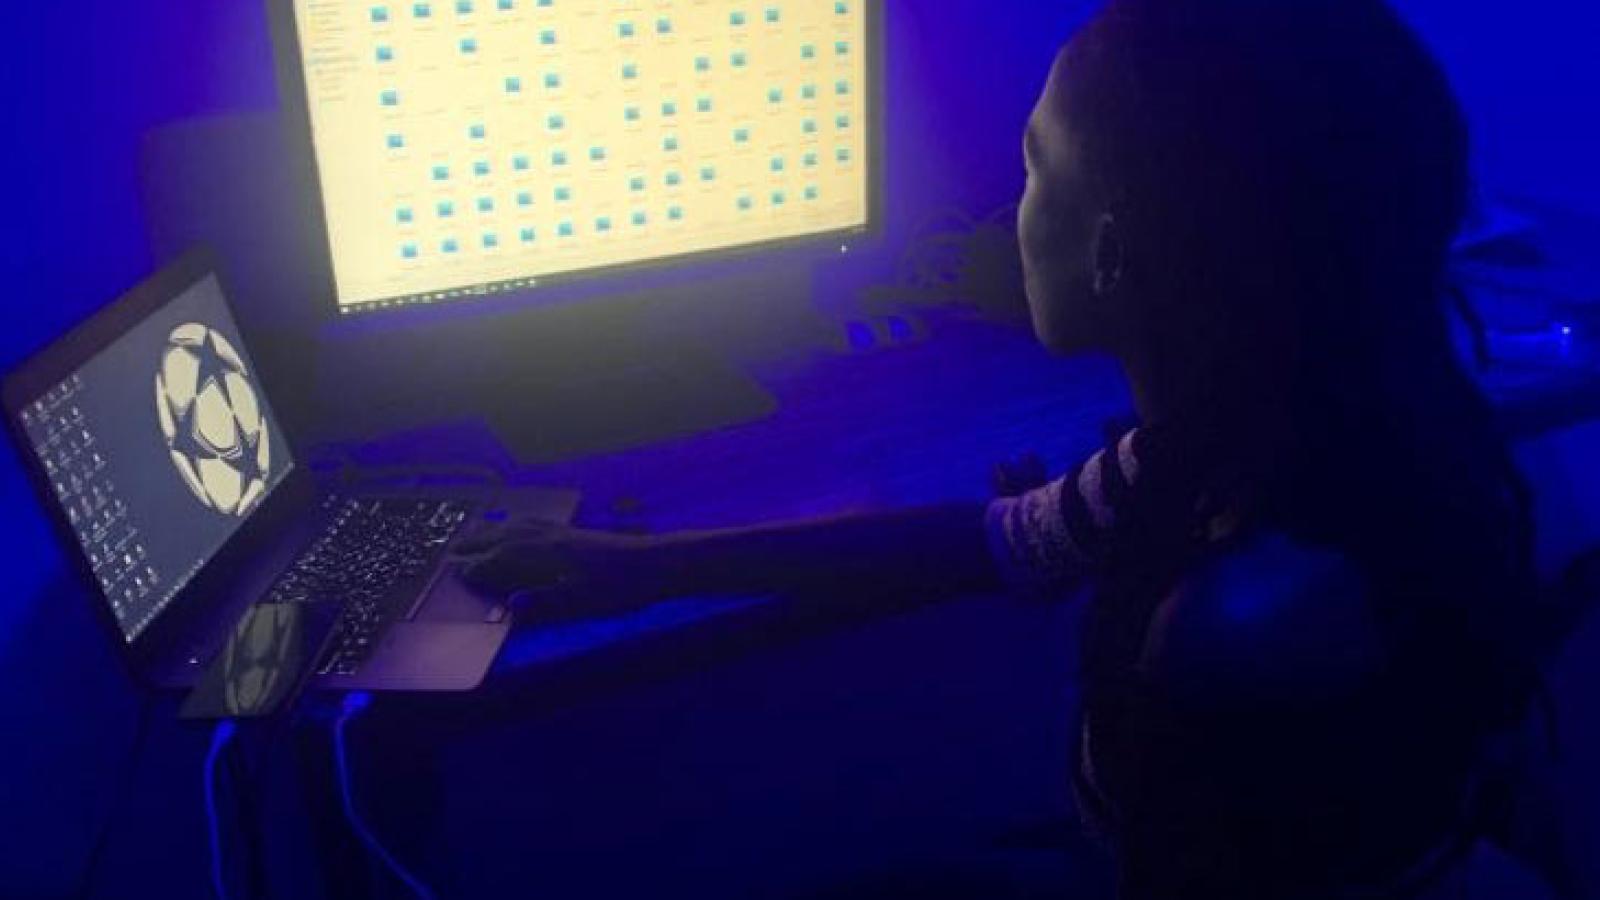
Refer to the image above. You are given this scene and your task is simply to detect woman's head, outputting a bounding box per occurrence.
[1039,0,1543,760]
[1019,0,1471,380]
[1038,9,1542,886]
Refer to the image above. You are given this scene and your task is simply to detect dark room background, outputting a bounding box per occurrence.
[2,1,1598,895]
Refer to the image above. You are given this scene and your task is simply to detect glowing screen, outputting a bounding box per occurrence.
[290,0,872,311]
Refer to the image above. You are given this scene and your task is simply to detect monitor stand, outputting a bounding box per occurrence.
[312,266,821,465]
[476,338,777,464]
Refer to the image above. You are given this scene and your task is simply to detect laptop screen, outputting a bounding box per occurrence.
[15,273,295,643]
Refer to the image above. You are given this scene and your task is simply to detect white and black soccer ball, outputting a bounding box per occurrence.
[222,603,295,715]
[154,323,272,517]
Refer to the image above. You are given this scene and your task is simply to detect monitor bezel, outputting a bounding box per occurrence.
[267,0,887,319]
[1,248,311,686]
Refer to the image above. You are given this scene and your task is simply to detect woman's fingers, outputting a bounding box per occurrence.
[458,550,508,594]
[452,525,508,557]
[459,541,572,594]
[454,519,566,556]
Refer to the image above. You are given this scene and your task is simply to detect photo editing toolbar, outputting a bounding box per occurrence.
[290,0,872,311]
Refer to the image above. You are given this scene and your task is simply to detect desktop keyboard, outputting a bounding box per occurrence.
[265,496,472,676]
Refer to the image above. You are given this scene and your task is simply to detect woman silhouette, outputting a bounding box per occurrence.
[462,1,1555,895]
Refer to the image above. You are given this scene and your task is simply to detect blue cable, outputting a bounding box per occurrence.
[334,693,437,900]
[204,721,238,900]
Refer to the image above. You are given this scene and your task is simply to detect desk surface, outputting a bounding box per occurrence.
[303,301,1600,722]
[285,304,1600,899]
[310,317,1122,700]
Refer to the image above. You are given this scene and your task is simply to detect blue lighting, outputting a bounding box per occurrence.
[846,321,876,352]
[6,3,1600,896]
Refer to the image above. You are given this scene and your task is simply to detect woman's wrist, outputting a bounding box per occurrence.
[638,530,723,597]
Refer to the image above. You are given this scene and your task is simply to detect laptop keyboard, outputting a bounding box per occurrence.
[266,496,473,676]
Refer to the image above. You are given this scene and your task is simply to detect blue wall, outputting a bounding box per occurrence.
[1,1,1597,893]
[1396,0,1600,216]
[1,1,279,652]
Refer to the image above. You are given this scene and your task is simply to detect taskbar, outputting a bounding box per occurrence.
[335,222,872,315]
[338,275,544,315]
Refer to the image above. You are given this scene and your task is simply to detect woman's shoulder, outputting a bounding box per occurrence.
[1142,531,1390,707]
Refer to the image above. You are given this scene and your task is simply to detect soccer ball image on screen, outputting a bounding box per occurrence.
[221,604,295,716]
[154,323,272,517]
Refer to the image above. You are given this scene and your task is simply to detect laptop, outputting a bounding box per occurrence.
[2,249,578,693]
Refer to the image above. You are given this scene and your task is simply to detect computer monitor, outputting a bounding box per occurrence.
[273,0,881,315]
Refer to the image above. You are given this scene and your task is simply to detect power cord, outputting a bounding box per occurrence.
[76,693,157,900]
[334,693,437,900]
[204,720,239,900]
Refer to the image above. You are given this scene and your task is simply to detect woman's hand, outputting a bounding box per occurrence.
[452,501,1002,624]
[453,520,675,623]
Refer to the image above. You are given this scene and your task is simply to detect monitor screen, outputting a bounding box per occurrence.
[15,274,294,643]
[287,0,875,313]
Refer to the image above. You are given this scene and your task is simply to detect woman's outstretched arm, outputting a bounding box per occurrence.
[455,431,1140,622]
[456,502,1006,622]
